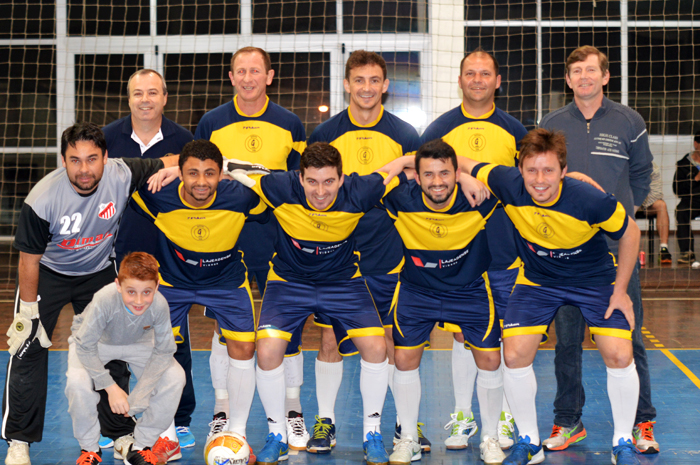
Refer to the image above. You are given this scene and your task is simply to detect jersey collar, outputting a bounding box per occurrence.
[532,180,563,207]
[234,95,269,117]
[422,186,458,212]
[461,102,495,120]
[178,181,217,209]
[348,106,384,128]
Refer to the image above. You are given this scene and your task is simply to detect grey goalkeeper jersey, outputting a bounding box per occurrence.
[14,157,162,276]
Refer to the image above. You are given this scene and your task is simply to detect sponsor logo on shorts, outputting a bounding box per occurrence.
[503,323,519,328]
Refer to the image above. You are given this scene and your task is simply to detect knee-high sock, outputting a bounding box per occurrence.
[256,364,287,441]
[607,362,639,445]
[160,421,177,441]
[227,357,256,438]
[315,359,343,423]
[210,332,229,416]
[360,358,389,437]
[500,346,512,415]
[503,364,539,445]
[387,363,399,424]
[476,368,504,440]
[393,367,420,440]
[452,339,477,415]
[284,352,304,415]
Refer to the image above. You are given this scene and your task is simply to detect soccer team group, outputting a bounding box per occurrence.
[3,44,660,465]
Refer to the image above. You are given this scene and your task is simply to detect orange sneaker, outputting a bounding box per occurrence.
[152,436,182,463]
[633,421,660,454]
[76,450,102,465]
[542,422,587,451]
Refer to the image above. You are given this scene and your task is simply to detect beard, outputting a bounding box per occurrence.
[69,174,99,193]
[422,184,455,207]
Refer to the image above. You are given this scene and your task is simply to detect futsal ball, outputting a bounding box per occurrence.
[204,431,250,465]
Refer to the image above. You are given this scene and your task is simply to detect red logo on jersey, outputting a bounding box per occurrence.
[57,232,113,250]
[98,202,116,220]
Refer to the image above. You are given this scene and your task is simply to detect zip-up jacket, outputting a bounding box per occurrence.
[673,152,700,200]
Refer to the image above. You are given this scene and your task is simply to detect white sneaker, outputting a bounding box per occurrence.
[497,411,515,449]
[286,411,310,451]
[443,411,478,449]
[113,433,134,460]
[389,437,421,464]
[5,440,30,465]
[480,437,505,464]
[207,412,229,440]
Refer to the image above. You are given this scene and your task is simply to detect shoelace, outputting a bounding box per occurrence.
[209,417,228,436]
[614,442,640,459]
[77,451,102,465]
[443,414,475,435]
[312,420,333,439]
[152,437,175,455]
[288,416,307,436]
[636,421,655,441]
[483,437,502,454]
[550,425,563,437]
[499,419,514,436]
[137,448,159,465]
[175,426,190,435]
[394,438,417,454]
[416,423,427,439]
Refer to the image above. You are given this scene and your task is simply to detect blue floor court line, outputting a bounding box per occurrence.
[0,349,698,464]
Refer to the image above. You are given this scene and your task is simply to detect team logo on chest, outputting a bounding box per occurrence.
[311,220,329,231]
[191,225,210,241]
[245,135,263,153]
[536,222,555,238]
[98,201,116,220]
[468,134,486,152]
[357,147,374,165]
[429,223,448,238]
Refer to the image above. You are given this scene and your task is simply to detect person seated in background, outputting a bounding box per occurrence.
[672,130,700,265]
[639,162,672,264]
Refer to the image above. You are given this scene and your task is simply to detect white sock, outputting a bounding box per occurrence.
[210,333,229,415]
[387,363,398,424]
[215,389,229,417]
[226,357,255,438]
[315,359,343,423]
[284,353,304,415]
[256,363,287,441]
[660,243,668,249]
[160,420,177,442]
[607,362,639,446]
[476,367,504,440]
[360,358,389,437]
[452,339,477,416]
[503,364,539,445]
[393,367,420,440]
[499,347,512,415]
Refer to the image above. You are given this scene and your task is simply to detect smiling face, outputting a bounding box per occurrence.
[179,157,221,207]
[128,72,167,125]
[62,140,108,194]
[458,53,501,112]
[343,63,389,115]
[565,53,610,104]
[115,277,157,316]
[300,166,344,211]
[229,51,274,111]
[520,151,567,204]
[416,157,459,210]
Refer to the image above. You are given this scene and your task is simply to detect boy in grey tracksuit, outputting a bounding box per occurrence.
[65,252,185,465]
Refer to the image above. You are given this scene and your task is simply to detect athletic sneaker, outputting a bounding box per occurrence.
[207,412,229,439]
[632,421,660,454]
[363,431,389,465]
[393,423,431,452]
[659,247,673,264]
[286,411,310,451]
[678,251,695,264]
[389,437,421,464]
[542,422,587,451]
[76,450,101,465]
[497,411,515,449]
[5,440,30,465]
[443,411,478,449]
[152,436,182,463]
[114,434,135,459]
[306,416,336,453]
[175,426,195,448]
[257,432,289,465]
[502,436,544,465]
[124,446,158,465]
[612,438,641,465]
[99,435,114,449]
[479,437,506,464]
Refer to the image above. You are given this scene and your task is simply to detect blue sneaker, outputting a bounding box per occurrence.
[257,432,289,465]
[612,438,641,465]
[175,426,195,448]
[503,436,544,465]
[306,416,336,453]
[98,435,114,449]
[363,431,389,465]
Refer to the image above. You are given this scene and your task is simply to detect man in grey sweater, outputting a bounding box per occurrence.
[65,252,185,465]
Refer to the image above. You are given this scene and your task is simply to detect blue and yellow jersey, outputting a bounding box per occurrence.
[422,103,529,272]
[473,163,629,287]
[309,107,420,276]
[131,180,268,289]
[248,170,406,283]
[383,181,498,291]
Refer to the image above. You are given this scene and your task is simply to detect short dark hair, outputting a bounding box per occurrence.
[231,47,272,74]
[60,122,107,159]
[345,50,387,81]
[178,139,223,172]
[460,47,499,76]
[519,128,568,170]
[566,45,609,76]
[415,139,458,172]
[694,130,700,144]
[118,252,159,284]
[127,69,167,96]
[300,142,343,178]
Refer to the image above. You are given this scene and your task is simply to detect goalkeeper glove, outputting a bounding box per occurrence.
[7,300,52,358]
[224,159,270,188]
